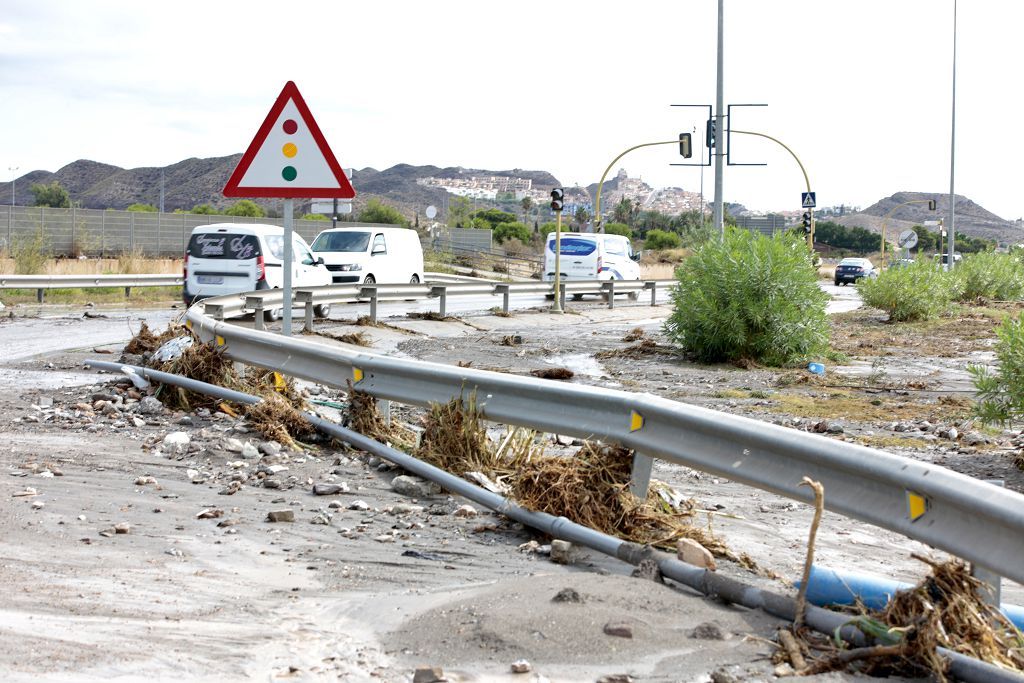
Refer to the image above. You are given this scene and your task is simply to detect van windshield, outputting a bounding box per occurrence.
[312,231,371,252]
[547,237,597,255]
[187,233,260,259]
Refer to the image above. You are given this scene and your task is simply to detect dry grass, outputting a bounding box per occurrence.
[246,394,316,447]
[309,329,373,347]
[346,386,417,452]
[809,557,1024,681]
[595,338,674,359]
[123,320,185,355]
[622,327,646,342]
[753,389,973,424]
[407,311,459,322]
[0,257,181,276]
[413,395,506,476]
[531,367,574,380]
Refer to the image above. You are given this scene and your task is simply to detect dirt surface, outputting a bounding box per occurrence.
[0,293,1021,682]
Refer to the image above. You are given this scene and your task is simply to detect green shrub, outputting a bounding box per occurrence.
[493,221,531,244]
[12,232,51,274]
[603,222,633,238]
[644,229,682,250]
[663,228,829,365]
[951,251,1024,302]
[857,260,955,322]
[970,315,1024,424]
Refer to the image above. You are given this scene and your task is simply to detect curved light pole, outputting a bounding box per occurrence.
[593,139,680,233]
[729,130,813,250]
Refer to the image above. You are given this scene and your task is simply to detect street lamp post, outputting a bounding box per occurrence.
[8,167,18,206]
[880,199,936,266]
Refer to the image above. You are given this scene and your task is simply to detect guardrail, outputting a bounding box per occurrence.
[0,273,185,302]
[183,285,1024,588]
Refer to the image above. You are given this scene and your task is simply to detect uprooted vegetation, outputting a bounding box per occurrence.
[788,557,1024,681]
[348,392,751,562]
[123,324,313,448]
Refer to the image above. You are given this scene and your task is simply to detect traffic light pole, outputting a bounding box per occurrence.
[551,210,563,313]
[880,199,935,267]
[593,138,682,233]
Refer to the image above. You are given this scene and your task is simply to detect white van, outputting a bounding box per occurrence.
[311,227,424,285]
[183,223,332,320]
[543,232,641,289]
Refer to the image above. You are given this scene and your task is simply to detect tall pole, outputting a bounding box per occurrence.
[8,166,17,206]
[947,0,957,269]
[551,210,563,314]
[283,198,294,335]
[712,0,725,236]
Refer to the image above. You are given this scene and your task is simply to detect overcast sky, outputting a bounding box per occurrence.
[2,0,1021,219]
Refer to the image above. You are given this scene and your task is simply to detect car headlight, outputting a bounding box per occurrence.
[338,264,362,271]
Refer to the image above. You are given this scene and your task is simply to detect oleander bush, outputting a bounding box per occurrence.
[970,315,1024,425]
[951,251,1024,303]
[663,228,829,366]
[858,260,956,322]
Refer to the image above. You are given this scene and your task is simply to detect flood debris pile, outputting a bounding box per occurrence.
[348,392,735,556]
[123,324,313,447]
[346,383,417,453]
[787,557,1024,681]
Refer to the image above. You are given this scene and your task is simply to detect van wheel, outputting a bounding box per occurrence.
[264,307,282,323]
[314,304,331,319]
[363,275,376,285]
[627,290,640,301]
[571,294,584,301]
[409,275,420,284]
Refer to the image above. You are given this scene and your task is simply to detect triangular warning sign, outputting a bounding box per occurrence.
[223,81,356,199]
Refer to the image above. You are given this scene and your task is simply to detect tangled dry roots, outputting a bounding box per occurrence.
[124,321,185,355]
[866,557,1024,680]
[346,383,417,452]
[413,395,503,476]
[246,393,316,449]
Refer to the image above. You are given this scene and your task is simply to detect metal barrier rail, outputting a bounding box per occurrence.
[184,289,1024,587]
[0,273,184,302]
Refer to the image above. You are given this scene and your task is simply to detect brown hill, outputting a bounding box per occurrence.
[835,191,1023,244]
[1,157,561,222]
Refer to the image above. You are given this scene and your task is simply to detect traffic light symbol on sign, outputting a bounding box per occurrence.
[551,187,564,212]
[802,212,812,234]
[281,119,298,182]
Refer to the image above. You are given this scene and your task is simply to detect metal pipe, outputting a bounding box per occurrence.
[83,359,1024,683]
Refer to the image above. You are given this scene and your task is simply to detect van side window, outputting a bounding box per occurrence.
[372,234,387,254]
[294,238,314,265]
[264,236,284,260]
[605,239,626,257]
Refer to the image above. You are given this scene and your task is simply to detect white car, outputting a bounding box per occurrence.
[311,226,424,285]
[183,223,332,320]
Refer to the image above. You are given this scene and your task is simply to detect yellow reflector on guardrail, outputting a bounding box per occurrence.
[353,368,364,383]
[185,319,192,329]
[216,335,226,347]
[273,372,286,393]
[630,410,644,432]
[907,491,929,521]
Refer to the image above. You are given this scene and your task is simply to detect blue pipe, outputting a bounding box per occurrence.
[799,565,1024,632]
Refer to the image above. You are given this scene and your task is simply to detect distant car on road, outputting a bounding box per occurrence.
[833,257,877,286]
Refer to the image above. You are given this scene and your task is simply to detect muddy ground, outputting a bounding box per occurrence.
[0,292,1020,682]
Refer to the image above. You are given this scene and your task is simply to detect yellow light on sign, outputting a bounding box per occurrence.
[907,491,929,522]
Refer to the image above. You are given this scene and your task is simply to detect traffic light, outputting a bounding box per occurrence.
[550,187,564,212]
[928,199,936,211]
[802,211,812,234]
[678,133,692,159]
[706,118,716,149]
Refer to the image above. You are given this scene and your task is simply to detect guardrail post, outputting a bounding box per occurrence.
[124,286,131,299]
[645,281,657,306]
[972,479,1004,609]
[304,300,314,332]
[362,286,378,322]
[559,283,566,310]
[629,453,654,499]
[380,399,391,426]
[495,284,511,314]
[603,281,615,309]
[36,288,44,303]
[430,285,448,317]
[253,305,265,331]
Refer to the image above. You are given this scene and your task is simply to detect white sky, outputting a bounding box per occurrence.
[2,0,1021,219]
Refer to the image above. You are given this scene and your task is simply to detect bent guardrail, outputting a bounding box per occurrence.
[182,287,1024,587]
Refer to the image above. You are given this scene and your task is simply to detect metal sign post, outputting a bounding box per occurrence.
[222,81,356,336]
